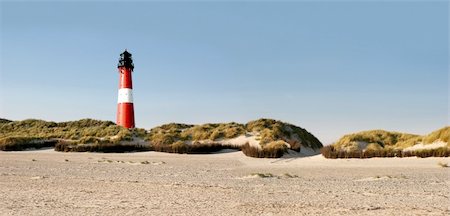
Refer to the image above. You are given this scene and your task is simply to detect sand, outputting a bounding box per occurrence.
[0,149,449,216]
[404,140,448,152]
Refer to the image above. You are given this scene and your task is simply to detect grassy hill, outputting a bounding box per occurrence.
[422,126,449,144]
[149,119,323,157]
[332,130,420,151]
[0,118,12,124]
[0,118,322,158]
[322,127,450,158]
[0,118,147,151]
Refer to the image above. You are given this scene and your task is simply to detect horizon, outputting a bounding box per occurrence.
[1,1,448,144]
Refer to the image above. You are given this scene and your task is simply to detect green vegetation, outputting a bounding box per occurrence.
[422,127,449,144]
[148,122,245,145]
[55,142,151,153]
[0,137,57,151]
[241,143,287,158]
[0,118,147,151]
[0,118,323,158]
[0,118,12,124]
[321,145,449,158]
[322,127,450,158]
[148,118,323,158]
[246,119,322,150]
[333,130,420,151]
[0,118,135,141]
[152,142,240,154]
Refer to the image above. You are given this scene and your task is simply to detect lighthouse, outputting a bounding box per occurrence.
[116,49,135,128]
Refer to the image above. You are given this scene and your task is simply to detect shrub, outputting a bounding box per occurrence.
[171,141,189,153]
[209,130,224,141]
[321,145,450,158]
[285,139,301,152]
[0,137,58,151]
[333,130,420,150]
[242,143,287,158]
[246,119,322,150]
[0,118,12,124]
[152,141,239,154]
[422,127,450,144]
[0,118,135,147]
[55,141,151,153]
[224,126,244,138]
[190,143,239,153]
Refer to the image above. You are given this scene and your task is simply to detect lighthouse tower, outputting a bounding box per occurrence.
[116,49,135,128]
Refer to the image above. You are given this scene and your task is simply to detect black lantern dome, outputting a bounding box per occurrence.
[118,49,134,70]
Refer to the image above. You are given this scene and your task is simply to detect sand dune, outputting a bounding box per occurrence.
[404,140,448,151]
[0,150,449,215]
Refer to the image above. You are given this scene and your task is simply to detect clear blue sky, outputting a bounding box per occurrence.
[0,1,448,144]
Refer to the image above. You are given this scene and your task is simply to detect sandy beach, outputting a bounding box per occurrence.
[0,149,449,216]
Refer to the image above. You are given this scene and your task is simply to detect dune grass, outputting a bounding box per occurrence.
[151,142,240,154]
[241,142,287,158]
[0,118,136,141]
[321,145,449,158]
[422,127,449,144]
[333,130,420,150]
[246,119,322,150]
[55,141,151,153]
[0,118,149,151]
[0,137,58,151]
[322,127,449,158]
[1,118,322,158]
[148,118,323,157]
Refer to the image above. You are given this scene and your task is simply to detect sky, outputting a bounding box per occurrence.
[0,1,448,144]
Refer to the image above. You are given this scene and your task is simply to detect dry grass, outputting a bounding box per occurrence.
[242,143,287,158]
[148,118,322,155]
[246,119,322,149]
[152,142,239,154]
[1,118,321,158]
[422,127,449,144]
[0,119,149,151]
[333,130,420,150]
[54,141,151,153]
[328,127,449,156]
[321,145,450,158]
[0,137,58,151]
[250,173,275,178]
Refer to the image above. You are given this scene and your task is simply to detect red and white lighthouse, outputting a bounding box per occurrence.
[116,49,135,128]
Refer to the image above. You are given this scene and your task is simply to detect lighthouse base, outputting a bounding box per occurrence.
[117,103,135,128]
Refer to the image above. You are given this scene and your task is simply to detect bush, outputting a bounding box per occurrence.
[148,119,323,152]
[190,143,240,153]
[242,143,287,158]
[422,127,449,144]
[171,141,189,153]
[245,119,322,149]
[333,130,421,150]
[0,137,57,151]
[55,141,151,153]
[285,140,301,152]
[0,118,12,124]
[152,142,240,154]
[321,145,450,159]
[0,118,135,145]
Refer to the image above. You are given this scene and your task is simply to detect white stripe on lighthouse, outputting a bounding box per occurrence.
[117,88,133,103]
